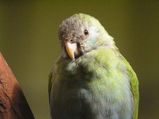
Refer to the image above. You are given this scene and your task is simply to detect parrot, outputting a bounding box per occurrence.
[48,13,139,119]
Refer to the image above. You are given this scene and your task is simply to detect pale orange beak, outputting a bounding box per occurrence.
[65,41,77,60]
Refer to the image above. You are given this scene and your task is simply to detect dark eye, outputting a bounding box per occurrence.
[70,39,73,42]
[84,29,89,36]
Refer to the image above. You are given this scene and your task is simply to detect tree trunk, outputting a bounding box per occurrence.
[0,52,35,119]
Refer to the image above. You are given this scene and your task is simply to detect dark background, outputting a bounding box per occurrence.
[0,0,159,119]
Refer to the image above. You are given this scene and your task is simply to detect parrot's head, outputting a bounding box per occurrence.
[59,13,114,60]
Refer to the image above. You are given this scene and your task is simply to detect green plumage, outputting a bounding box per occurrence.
[49,13,139,119]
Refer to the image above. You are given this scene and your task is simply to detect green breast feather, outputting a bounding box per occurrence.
[49,46,139,119]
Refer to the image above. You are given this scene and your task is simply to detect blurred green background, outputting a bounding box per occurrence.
[0,0,159,119]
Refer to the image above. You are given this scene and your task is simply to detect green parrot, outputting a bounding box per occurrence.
[49,13,139,119]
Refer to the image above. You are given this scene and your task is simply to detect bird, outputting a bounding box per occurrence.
[48,13,139,119]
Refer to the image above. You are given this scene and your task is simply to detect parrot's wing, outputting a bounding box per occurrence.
[48,64,57,102]
[128,66,139,119]
[48,71,53,100]
[121,55,139,119]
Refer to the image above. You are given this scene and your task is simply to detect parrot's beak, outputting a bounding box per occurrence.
[64,41,77,60]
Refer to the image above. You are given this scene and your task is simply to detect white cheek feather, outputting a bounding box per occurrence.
[88,26,114,46]
[89,26,99,39]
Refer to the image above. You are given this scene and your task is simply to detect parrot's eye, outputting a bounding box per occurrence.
[70,39,74,43]
[84,29,89,36]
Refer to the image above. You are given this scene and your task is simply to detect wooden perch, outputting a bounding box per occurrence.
[0,53,34,119]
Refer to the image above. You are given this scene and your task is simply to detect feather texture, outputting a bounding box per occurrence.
[49,46,139,119]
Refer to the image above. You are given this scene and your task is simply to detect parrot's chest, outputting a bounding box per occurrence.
[51,53,133,119]
[66,58,132,104]
[72,64,132,110]
[58,60,133,119]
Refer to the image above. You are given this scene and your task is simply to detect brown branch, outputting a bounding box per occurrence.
[0,52,34,119]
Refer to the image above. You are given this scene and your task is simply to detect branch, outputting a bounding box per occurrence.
[0,52,35,119]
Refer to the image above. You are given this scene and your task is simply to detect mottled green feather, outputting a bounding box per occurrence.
[49,46,139,119]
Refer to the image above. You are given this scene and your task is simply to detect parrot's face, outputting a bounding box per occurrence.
[58,13,114,60]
